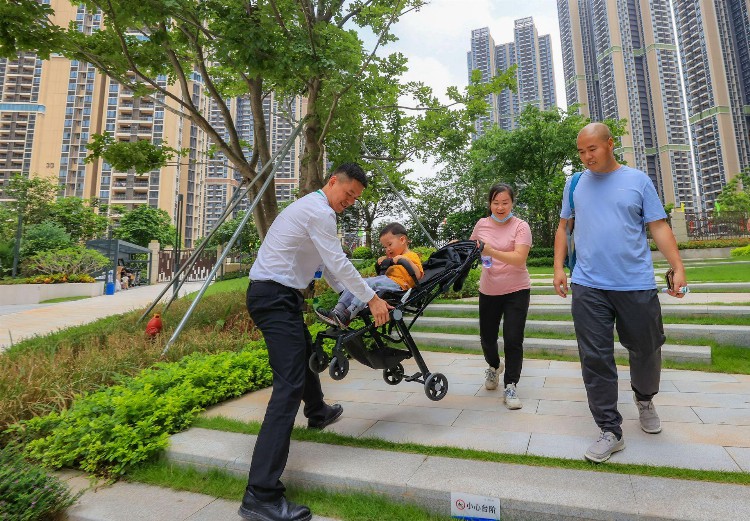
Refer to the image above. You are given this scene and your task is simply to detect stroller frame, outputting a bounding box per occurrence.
[310,241,482,401]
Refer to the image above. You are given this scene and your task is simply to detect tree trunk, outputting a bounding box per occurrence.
[299,78,326,197]
[246,77,277,240]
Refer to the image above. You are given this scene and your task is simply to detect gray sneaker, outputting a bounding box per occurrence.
[503,383,522,409]
[634,396,662,434]
[484,367,499,390]
[585,431,625,463]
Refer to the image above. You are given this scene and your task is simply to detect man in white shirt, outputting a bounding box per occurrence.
[239,163,391,521]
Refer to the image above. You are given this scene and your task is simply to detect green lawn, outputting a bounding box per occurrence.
[39,296,91,304]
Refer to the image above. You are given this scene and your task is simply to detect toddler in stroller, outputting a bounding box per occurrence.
[310,240,482,401]
[315,222,424,328]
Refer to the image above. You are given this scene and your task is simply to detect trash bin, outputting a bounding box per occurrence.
[105,282,116,295]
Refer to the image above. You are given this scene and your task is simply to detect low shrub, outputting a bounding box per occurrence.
[215,269,248,282]
[6,346,272,478]
[443,266,480,299]
[528,247,554,259]
[351,246,374,259]
[0,443,79,521]
[527,257,554,267]
[649,238,750,251]
[24,273,96,284]
[411,246,435,263]
[23,246,109,277]
[731,245,750,257]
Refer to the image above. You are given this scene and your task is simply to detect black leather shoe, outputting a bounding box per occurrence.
[238,490,311,521]
[307,403,343,429]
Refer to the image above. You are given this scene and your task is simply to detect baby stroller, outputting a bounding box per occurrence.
[310,240,482,401]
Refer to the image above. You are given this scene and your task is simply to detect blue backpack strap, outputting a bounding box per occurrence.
[569,171,583,211]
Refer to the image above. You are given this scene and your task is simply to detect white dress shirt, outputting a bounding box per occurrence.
[249,191,376,304]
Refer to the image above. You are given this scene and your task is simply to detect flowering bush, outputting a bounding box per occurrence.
[0,444,78,521]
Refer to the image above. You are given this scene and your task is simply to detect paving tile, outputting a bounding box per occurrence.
[692,407,750,426]
[66,482,214,521]
[515,386,590,403]
[528,432,740,470]
[453,409,594,437]
[361,420,532,454]
[726,446,750,472]
[322,387,412,405]
[633,390,750,409]
[660,370,741,383]
[631,475,750,520]
[620,419,750,448]
[672,380,750,395]
[330,400,463,426]
[399,392,537,413]
[324,417,377,437]
[535,399,702,423]
[202,405,260,422]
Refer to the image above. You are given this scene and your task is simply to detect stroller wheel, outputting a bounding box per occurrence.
[382,363,405,385]
[309,351,329,373]
[329,356,349,380]
[424,373,448,401]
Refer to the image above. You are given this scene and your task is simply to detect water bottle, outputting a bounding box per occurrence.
[481,255,493,269]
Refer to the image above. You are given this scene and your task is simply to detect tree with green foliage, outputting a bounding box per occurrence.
[47,197,108,243]
[20,221,73,258]
[3,174,56,226]
[453,106,627,247]
[201,211,260,254]
[114,206,175,248]
[714,168,750,215]
[2,0,512,241]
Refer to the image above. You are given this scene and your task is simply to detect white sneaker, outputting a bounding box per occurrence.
[484,367,499,390]
[585,431,625,463]
[503,383,522,409]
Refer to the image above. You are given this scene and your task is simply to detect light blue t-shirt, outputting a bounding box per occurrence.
[560,165,667,290]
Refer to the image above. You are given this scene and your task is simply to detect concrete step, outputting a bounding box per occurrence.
[165,427,750,521]
[427,302,750,318]
[415,316,750,348]
[58,471,339,521]
[411,331,711,363]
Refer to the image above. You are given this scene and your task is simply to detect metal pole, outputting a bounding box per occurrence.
[359,141,438,248]
[159,119,304,351]
[11,208,22,278]
[137,179,251,322]
[172,194,183,299]
[161,164,276,355]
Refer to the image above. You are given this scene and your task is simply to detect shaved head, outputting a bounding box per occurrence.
[578,122,613,143]
[577,122,620,173]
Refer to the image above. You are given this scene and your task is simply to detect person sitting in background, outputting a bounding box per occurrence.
[316,222,423,328]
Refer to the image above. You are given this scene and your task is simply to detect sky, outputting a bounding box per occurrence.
[363,0,566,178]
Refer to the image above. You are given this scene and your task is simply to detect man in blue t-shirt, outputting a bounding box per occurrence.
[553,122,688,464]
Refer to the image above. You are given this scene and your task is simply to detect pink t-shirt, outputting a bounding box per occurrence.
[470,216,532,296]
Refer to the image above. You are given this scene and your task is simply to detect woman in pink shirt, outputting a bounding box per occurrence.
[470,183,532,409]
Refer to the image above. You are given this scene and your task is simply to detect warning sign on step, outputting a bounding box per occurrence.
[450,491,501,521]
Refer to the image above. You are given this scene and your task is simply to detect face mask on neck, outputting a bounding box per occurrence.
[491,212,513,224]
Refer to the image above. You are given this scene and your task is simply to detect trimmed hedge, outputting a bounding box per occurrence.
[649,238,750,251]
[731,245,750,257]
[6,345,272,478]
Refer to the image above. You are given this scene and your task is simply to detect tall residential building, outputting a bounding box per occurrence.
[467,27,498,136]
[671,0,750,211]
[468,19,557,135]
[202,94,304,235]
[558,0,750,213]
[0,0,304,246]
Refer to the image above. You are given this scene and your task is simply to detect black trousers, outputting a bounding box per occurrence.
[478,289,530,387]
[571,284,665,437]
[245,281,327,501]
